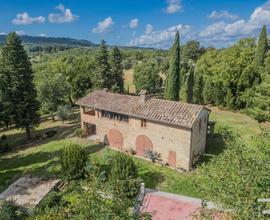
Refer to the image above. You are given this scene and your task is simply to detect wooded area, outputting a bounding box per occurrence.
[0,26,269,138]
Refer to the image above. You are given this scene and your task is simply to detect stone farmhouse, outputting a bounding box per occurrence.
[76,89,210,170]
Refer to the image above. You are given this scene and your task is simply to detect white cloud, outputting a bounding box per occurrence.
[48,4,78,23]
[15,30,26,35]
[145,24,154,35]
[199,21,227,37]
[208,10,239,20]
[130,24,191,48]
[92,17,114,34]
[129,18,139,29]
[165,0,182,14]
[199,1,270,43]
[12,12,45,25]
[38,33,47,37]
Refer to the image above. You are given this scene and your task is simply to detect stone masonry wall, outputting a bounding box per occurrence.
[80,107,194,170]
[190,109,209,167]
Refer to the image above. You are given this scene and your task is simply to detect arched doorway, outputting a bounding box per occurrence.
[108,128,124,150]
[135,135,153,157]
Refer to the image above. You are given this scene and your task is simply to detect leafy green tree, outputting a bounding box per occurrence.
[57,105,75,123]
[110,46,124,92]
[165,31,181,101]
[94,40,112,89]
[203,78,215,105]
[37,74,70,121]
[0,32,39,139]
[182,40,205,62]
[134,60,159,93]
[254,25,268,68]
[197,131,270,220]
[66,57,93,100]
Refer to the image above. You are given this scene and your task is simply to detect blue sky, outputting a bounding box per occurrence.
[0,0,268,48]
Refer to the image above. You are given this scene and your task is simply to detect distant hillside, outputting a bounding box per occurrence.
[0,35,97,47]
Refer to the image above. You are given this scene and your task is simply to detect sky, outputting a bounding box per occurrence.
[0,0,269,48]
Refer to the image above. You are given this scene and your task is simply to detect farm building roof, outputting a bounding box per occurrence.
[76,89,209,129]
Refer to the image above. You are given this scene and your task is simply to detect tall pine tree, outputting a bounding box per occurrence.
[0,68,13,128]
[0,32,39,138]
[254,25,268,67]
[94,40,111,89]
[165,31,181,101]
[110,46,124,93]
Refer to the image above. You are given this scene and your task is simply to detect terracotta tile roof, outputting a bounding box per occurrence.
[76,90,209,129]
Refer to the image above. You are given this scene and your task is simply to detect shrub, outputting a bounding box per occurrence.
[61,144,87,181]
[1,134,7,140]
[109,153,140,199]
[45,130,57,138]
[0,200,19,220]
[125,148,136,155]
[38,192,63,211]
[145,149,162,163]
[74,128,83,138]
[57,105,75,122]
[253,111,269,123]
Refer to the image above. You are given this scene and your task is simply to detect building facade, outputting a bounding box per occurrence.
[77,89,210,171]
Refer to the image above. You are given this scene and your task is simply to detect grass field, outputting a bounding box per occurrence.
[124,68,136,93]
[209,107,270,140]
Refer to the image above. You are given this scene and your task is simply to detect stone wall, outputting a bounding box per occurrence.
[80,107,208,170]
[190,109,209,167]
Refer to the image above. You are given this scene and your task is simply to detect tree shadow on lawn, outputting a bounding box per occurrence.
[0,143,104,173]
[196,133,228,166]
[0,143,104,192]
[0,122,79,156]
[0,120,80,151]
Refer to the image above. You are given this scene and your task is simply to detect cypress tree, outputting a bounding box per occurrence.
[186,62,194,103]
[193,74,204,104]
[94,40,111,89]
[110,46,124,93]
[254,25,268,67]
[0,32,39,139]
[226,88,234,109]
[165,31,181,101]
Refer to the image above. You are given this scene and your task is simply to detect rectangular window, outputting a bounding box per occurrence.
[141,119,147,127]
[101,110,129,123]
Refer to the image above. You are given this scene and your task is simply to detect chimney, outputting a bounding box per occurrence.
[139,90,150,103]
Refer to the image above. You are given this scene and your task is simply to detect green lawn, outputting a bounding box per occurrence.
[209,107,270,140]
